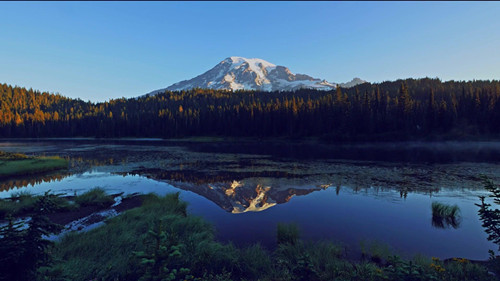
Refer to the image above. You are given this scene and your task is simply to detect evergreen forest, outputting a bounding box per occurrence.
[1,78,499,140]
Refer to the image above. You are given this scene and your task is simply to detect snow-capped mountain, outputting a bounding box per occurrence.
[148,57,366,94]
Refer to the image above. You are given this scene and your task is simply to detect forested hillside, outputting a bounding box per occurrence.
[1,78,499,140]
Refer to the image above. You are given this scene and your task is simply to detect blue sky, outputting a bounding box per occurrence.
[1,2,499,101]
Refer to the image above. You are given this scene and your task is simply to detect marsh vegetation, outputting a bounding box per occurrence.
[0,151,67,179]
[0,188,114,220]
[431,202,462,229]
[0,191,496,281]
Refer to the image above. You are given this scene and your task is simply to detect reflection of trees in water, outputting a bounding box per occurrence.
[0,172,72,192]
[190,141,500,164]
[0,155,120,192]
[69,156,120,168]
[126,168,301,185]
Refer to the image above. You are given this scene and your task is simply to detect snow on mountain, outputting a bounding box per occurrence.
[147,57,365,95]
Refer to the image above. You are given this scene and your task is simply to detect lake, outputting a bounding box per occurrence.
[1,138,499,260]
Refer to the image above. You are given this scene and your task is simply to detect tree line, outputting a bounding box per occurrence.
[1,78,500,140]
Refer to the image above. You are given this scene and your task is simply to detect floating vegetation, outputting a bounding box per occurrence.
[432,202,461,229]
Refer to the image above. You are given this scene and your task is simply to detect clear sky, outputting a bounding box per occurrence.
[1,1,499,101]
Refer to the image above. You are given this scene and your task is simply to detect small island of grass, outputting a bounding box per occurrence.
[0,151,68,179]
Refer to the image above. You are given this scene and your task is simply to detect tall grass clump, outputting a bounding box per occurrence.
[432,202,461,229]
[74,187,114,207]
[277,223,300,245]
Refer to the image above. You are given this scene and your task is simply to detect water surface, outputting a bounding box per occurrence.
[1,139,499,260]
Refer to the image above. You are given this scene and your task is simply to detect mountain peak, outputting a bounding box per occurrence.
[225,56,276,68]
[147,57,366,94]
[339,77,368,88]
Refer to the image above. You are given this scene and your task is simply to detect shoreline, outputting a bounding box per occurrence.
[2,134,500,144]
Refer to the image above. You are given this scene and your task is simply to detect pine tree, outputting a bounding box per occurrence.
[0,216,25,281]
[426,89,437,131]
[0,192,64,281]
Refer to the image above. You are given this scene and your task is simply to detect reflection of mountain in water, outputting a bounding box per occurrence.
[127,169,325,213]
[212,179,324,213]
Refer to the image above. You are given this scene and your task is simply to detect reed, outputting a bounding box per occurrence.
[432,202,461,229]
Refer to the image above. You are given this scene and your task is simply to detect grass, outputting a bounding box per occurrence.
[360,239,394,264]
[432,202,462,229]
[432,202,461,218]
[52,193,214,280]
[0,191,38,218]
[0,189,112,220]
[0,192,76,219]
[0,151,29,160]
[277,223,300,245]
[0,151,68,178]
[42,193,496,281]
[74,187,115,207]
[0,180,493,281]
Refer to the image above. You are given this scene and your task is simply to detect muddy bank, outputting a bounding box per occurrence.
[1,193,145,241]
[47,194,143,226]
